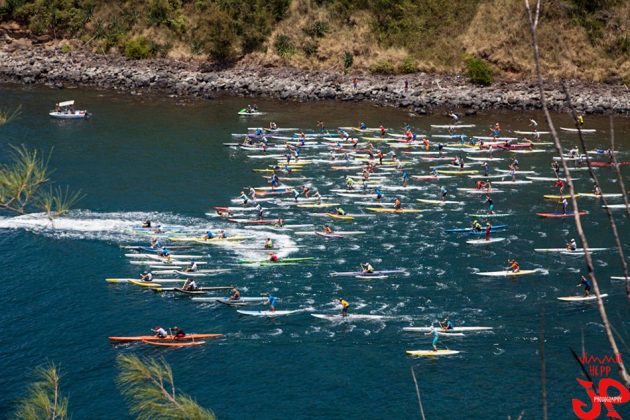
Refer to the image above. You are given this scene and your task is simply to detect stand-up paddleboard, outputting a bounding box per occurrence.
[212,297,269,306]
[467,156,504,161]
[560,127,596,133]
[446,225,507,233]
[355,274,389,279]
[406,350,460,357]
[297,202,341,208]
[237,310,300,317]
[527,176,567,182]
[330,269,408,277]
[590,161,630,167]
[611,276,628,280]
[311,314,386,321]
[403,326,492,332]
[466,238,506,244]
[431,124,476,129]
[457,188,504,194]
[466,174,509,179]
[466,213,511,218]
[543,194,582,200]
[603,204,628,209]
[366,208,422,213]
[476,269,544,277]
[537,212,588,218]
[579,193,623,198]
[557,294,608,302]
[438,170,478,175]
[495,169,537,174]
[492,180,533,185]
[417,199,463,205]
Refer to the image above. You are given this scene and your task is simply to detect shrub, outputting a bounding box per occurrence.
[343,51,353,70]
[398,56,416,74]
[123,36,152,59]
[302,41,318,57]
[303,20,329,38]
[60,43,72,53]
[465,56,493,86]
[369,60,396,75]
[274,34,294,57]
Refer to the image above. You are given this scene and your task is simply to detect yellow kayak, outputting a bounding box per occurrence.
[361,136,397,142]
[544,194,582,200]
[438,170,478,175]
[297,203,341,208]
[128,280,161,288]
[326,213,354,221]
[366,208,422,213]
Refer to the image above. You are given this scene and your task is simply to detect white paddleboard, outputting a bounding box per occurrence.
[406,350,460,357]
[403,326,492,332]
[237,310,299,317]
[466,238,506,244]
[557,294,608,302]
[311,314,386,321]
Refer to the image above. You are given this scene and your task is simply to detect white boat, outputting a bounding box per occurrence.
[237,309,300,317]
[311,314,386,321]
[560,127,596,133]
[466,238,506,244]
[403,326,492,332]
[406,350,460,357]
[49,100,89,119]
[557,294,608,302]
[475,269,544,277]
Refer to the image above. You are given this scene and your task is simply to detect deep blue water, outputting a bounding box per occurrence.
[0,84,629,419]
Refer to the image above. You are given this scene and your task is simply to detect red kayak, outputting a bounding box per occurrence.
[590,161,630,167]
[109,333,223,342]
[536,212,588,218]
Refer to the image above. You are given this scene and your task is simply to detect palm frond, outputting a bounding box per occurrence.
[14,363,69,420]
[0,104,22,126]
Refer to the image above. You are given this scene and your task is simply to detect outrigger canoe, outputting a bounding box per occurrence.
[475,269,544,277]
[366,208,422,213]
[109,333,223,342]
[238,257,315,265]
[142,340,206,347]
[330,269,408,277]
[403,326,492,332]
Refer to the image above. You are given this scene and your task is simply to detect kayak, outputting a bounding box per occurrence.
[355,275,389,279]
[238,109,264,115]
[437,170,478,175]
[492,180,533,185]
[557,294,608,302]
[513,130,550,135]
[315,232,345,238]
[543,195,582,200]
[590,161,630,167]
[604,204,628,209]
[403,326,492,332]
[152,286,233,292]
[536,212,588,218]
[325,213,354,221]
[238,257,315,264]
[466,213,511,218]
[466,238,506,244]
[366,208,422,213]
[227,219,280,224]
[406,350,460,357]
[534,248,608,253]
[311,314,386,321]
[457,188,504,194]
[109,333,222,342]
[172,269,231,277]
[475,269,543,277]
[128,280,163,288]
[106,278,185,284]
[580,193,623,198]
[213,297,269,306]
[495,169,536,174]
[170,235,248,242]
[129,260,206,266]
[297,203,340,208]
[142,340,206,347]
[560,127,596,133]
[416,199,463,205]
[330,269,408,277]
[431,124,476,129]
[411,175,453,181]
[446,225,507,233]
[295,231,365,236]
[237,310,300,317]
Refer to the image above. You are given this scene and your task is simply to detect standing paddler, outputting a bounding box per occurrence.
[425,327,440,352]
[577,275,592,297]
[338,298,350,317]
[485,222,492,241]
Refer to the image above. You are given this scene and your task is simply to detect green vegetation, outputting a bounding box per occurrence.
[0,105,21,126]
[343,51,353,71]
[0,145,82,217]
[274,33,294,57]
[14,357,215,419]
[465,56,493,86]
[14,363,68,420]
[123,36,152,59]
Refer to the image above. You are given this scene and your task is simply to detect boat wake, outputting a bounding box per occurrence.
[0,210,298,259]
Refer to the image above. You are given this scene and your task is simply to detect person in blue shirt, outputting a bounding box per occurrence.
[360,122,367,130]
[577,275,592,297]
[375,187,383,202]
[439,317,454,330]
[158,247,170,257]
[266,294,277,312]
[255,128,263,136]
[440,186,448,201]
[205,230,215,240]
[426,327,440,352]
[401,170,410,187]
[270,173,279,187]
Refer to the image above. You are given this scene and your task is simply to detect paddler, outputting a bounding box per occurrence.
[323,224,334,234]
[577,275,591,297]
[425,327,440,352]
[255,203,264,220]
[346,176,355,190]
[485,222,492,241]
[292,188,301,202]
[401,170,410,187]
[379,124,386,136]
[183,260,198,273]
[152,326,168,338]
[566,238,577,251]
[394,197,402,210]
[274,218,284,228]
[551,161,560,178]
[484,194,494,214]
[270,173,279,188]
[507,259,520,273]
[439,317,454,330]
[472,220,482,232]
[171,326,186,338]
[361,262,375,274]
[142,220,152,228]
[314,191,323,205]
[577,114,584,127]
[204,230,215,240]
[158,246,170,257]
[150,237,161,249]
[302,185,311,198]
[229,288,241,301]
[264,237,274,249]
[240,191,249,206]
[248,186,257,200]
[561,198,569,215]
[140,271,153,282]
[375,187,383,202]
[336,207,346,216]
[360,121,367,130]
[483,161,489,177]
[553,178,565,195]
[339,298,350,317]
[476,180,488,190]
[182,278,198,291]
[268,252,280,262]
[440,186,448,202]
[266,294,277,312]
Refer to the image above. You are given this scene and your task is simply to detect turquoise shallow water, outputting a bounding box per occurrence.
[0,84,629,419]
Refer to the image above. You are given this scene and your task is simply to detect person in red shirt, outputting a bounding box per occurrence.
[268,253,279,262]
[553,179,565,195]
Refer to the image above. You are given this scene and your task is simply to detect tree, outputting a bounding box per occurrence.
[117,354,216,419]
[14,363,69,420]
[0,145,82,218]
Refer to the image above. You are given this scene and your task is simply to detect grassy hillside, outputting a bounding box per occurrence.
[0,0,628,82]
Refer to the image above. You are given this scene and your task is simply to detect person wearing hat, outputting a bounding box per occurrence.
[152,326,167,338]
[566,238,577,251]
[171,326,186,338]
[140,271,153,282]
[361,262,374,274]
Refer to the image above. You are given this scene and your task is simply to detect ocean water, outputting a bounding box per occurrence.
[0,83,629,419]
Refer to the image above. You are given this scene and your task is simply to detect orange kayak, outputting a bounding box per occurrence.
[141,340,206,347]
[108,333,223,342]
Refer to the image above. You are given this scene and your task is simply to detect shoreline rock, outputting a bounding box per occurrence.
[1,44,628,115]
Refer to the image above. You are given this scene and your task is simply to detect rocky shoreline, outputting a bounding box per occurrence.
[1,43,629,115]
